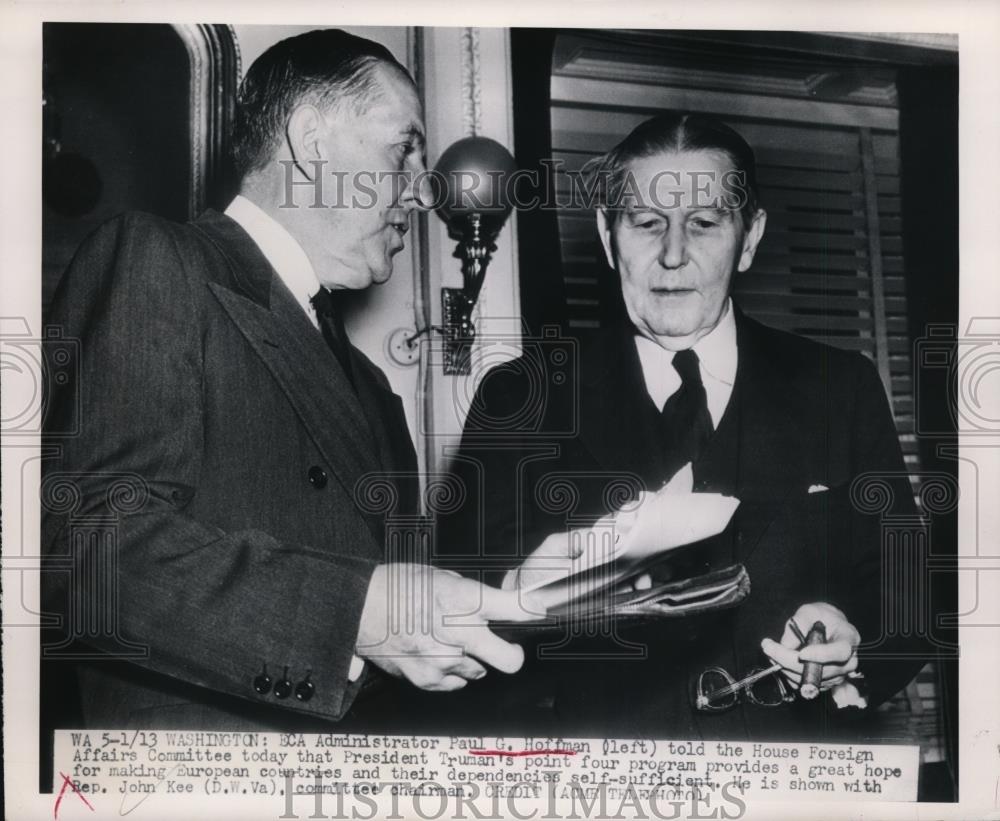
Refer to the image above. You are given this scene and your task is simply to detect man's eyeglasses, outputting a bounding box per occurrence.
[692,664,794,712]
[692,619,810,712]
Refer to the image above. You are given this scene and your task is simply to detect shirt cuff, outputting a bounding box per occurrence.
[348,654,365,682]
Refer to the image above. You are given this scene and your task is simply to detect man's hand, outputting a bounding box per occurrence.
[502,529,587,592]
[761,602,861,693]
[503,495,654,593]
[356,564,534,692]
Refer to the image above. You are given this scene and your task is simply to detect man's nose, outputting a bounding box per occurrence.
[659,223,688,269]
[401,158,433,212]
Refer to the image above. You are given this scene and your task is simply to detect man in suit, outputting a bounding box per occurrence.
[437,112,926,740]
[40,29,529,733]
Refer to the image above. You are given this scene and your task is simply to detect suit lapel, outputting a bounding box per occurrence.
[192,211,383,519]
[731,311,813,562]
[578,323,665,484]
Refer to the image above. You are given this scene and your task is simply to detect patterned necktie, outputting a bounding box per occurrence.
[310,287,355,389]
[659,348,714,478]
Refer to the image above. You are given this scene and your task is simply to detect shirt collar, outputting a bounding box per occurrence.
[634,298,738,387]
[224,194,320,320]
[691,298,737,386]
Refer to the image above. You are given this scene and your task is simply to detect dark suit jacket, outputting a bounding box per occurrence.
[434,310,925,740]
[41,210,417,730]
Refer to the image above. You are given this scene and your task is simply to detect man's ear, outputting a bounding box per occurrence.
[285,104,326,180]
[596,209,616,269]
[737,208,767,273]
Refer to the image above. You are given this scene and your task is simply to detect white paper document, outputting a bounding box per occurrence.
[520,466,740,609]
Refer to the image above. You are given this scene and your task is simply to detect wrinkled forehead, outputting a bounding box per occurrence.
[620,149,740,211]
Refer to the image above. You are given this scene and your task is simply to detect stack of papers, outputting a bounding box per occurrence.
[520,467,740,611]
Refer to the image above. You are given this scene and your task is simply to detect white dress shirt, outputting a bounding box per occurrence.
[224,195,365,682]
[224,195,322,330]
[633,298,738,430]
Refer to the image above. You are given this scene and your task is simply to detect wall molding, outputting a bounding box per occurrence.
[172,24,240,218]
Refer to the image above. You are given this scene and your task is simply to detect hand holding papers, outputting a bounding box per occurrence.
[504,467,743,619]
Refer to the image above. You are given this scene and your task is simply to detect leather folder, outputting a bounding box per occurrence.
[490,562,750,639]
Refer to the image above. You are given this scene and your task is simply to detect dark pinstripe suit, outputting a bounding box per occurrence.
[42,210,416,729]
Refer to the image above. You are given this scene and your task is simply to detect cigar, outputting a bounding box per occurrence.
[798,621,827,700]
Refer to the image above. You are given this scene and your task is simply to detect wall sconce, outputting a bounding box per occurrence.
[433,136,517,375]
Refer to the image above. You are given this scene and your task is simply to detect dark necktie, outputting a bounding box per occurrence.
[310,287,355,389]
[659,348,713,479]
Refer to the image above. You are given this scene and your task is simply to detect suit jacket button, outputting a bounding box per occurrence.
[295,675,315,703]
[274,666,293,698]
[253,666,272,695]
[308,466,328,489]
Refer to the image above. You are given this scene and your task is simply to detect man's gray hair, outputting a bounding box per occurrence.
[231,28,409,180]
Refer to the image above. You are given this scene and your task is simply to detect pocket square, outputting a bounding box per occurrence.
[808,484,829,494]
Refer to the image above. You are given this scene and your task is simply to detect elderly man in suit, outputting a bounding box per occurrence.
[437,112,925,740]
[41,28,529,732]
